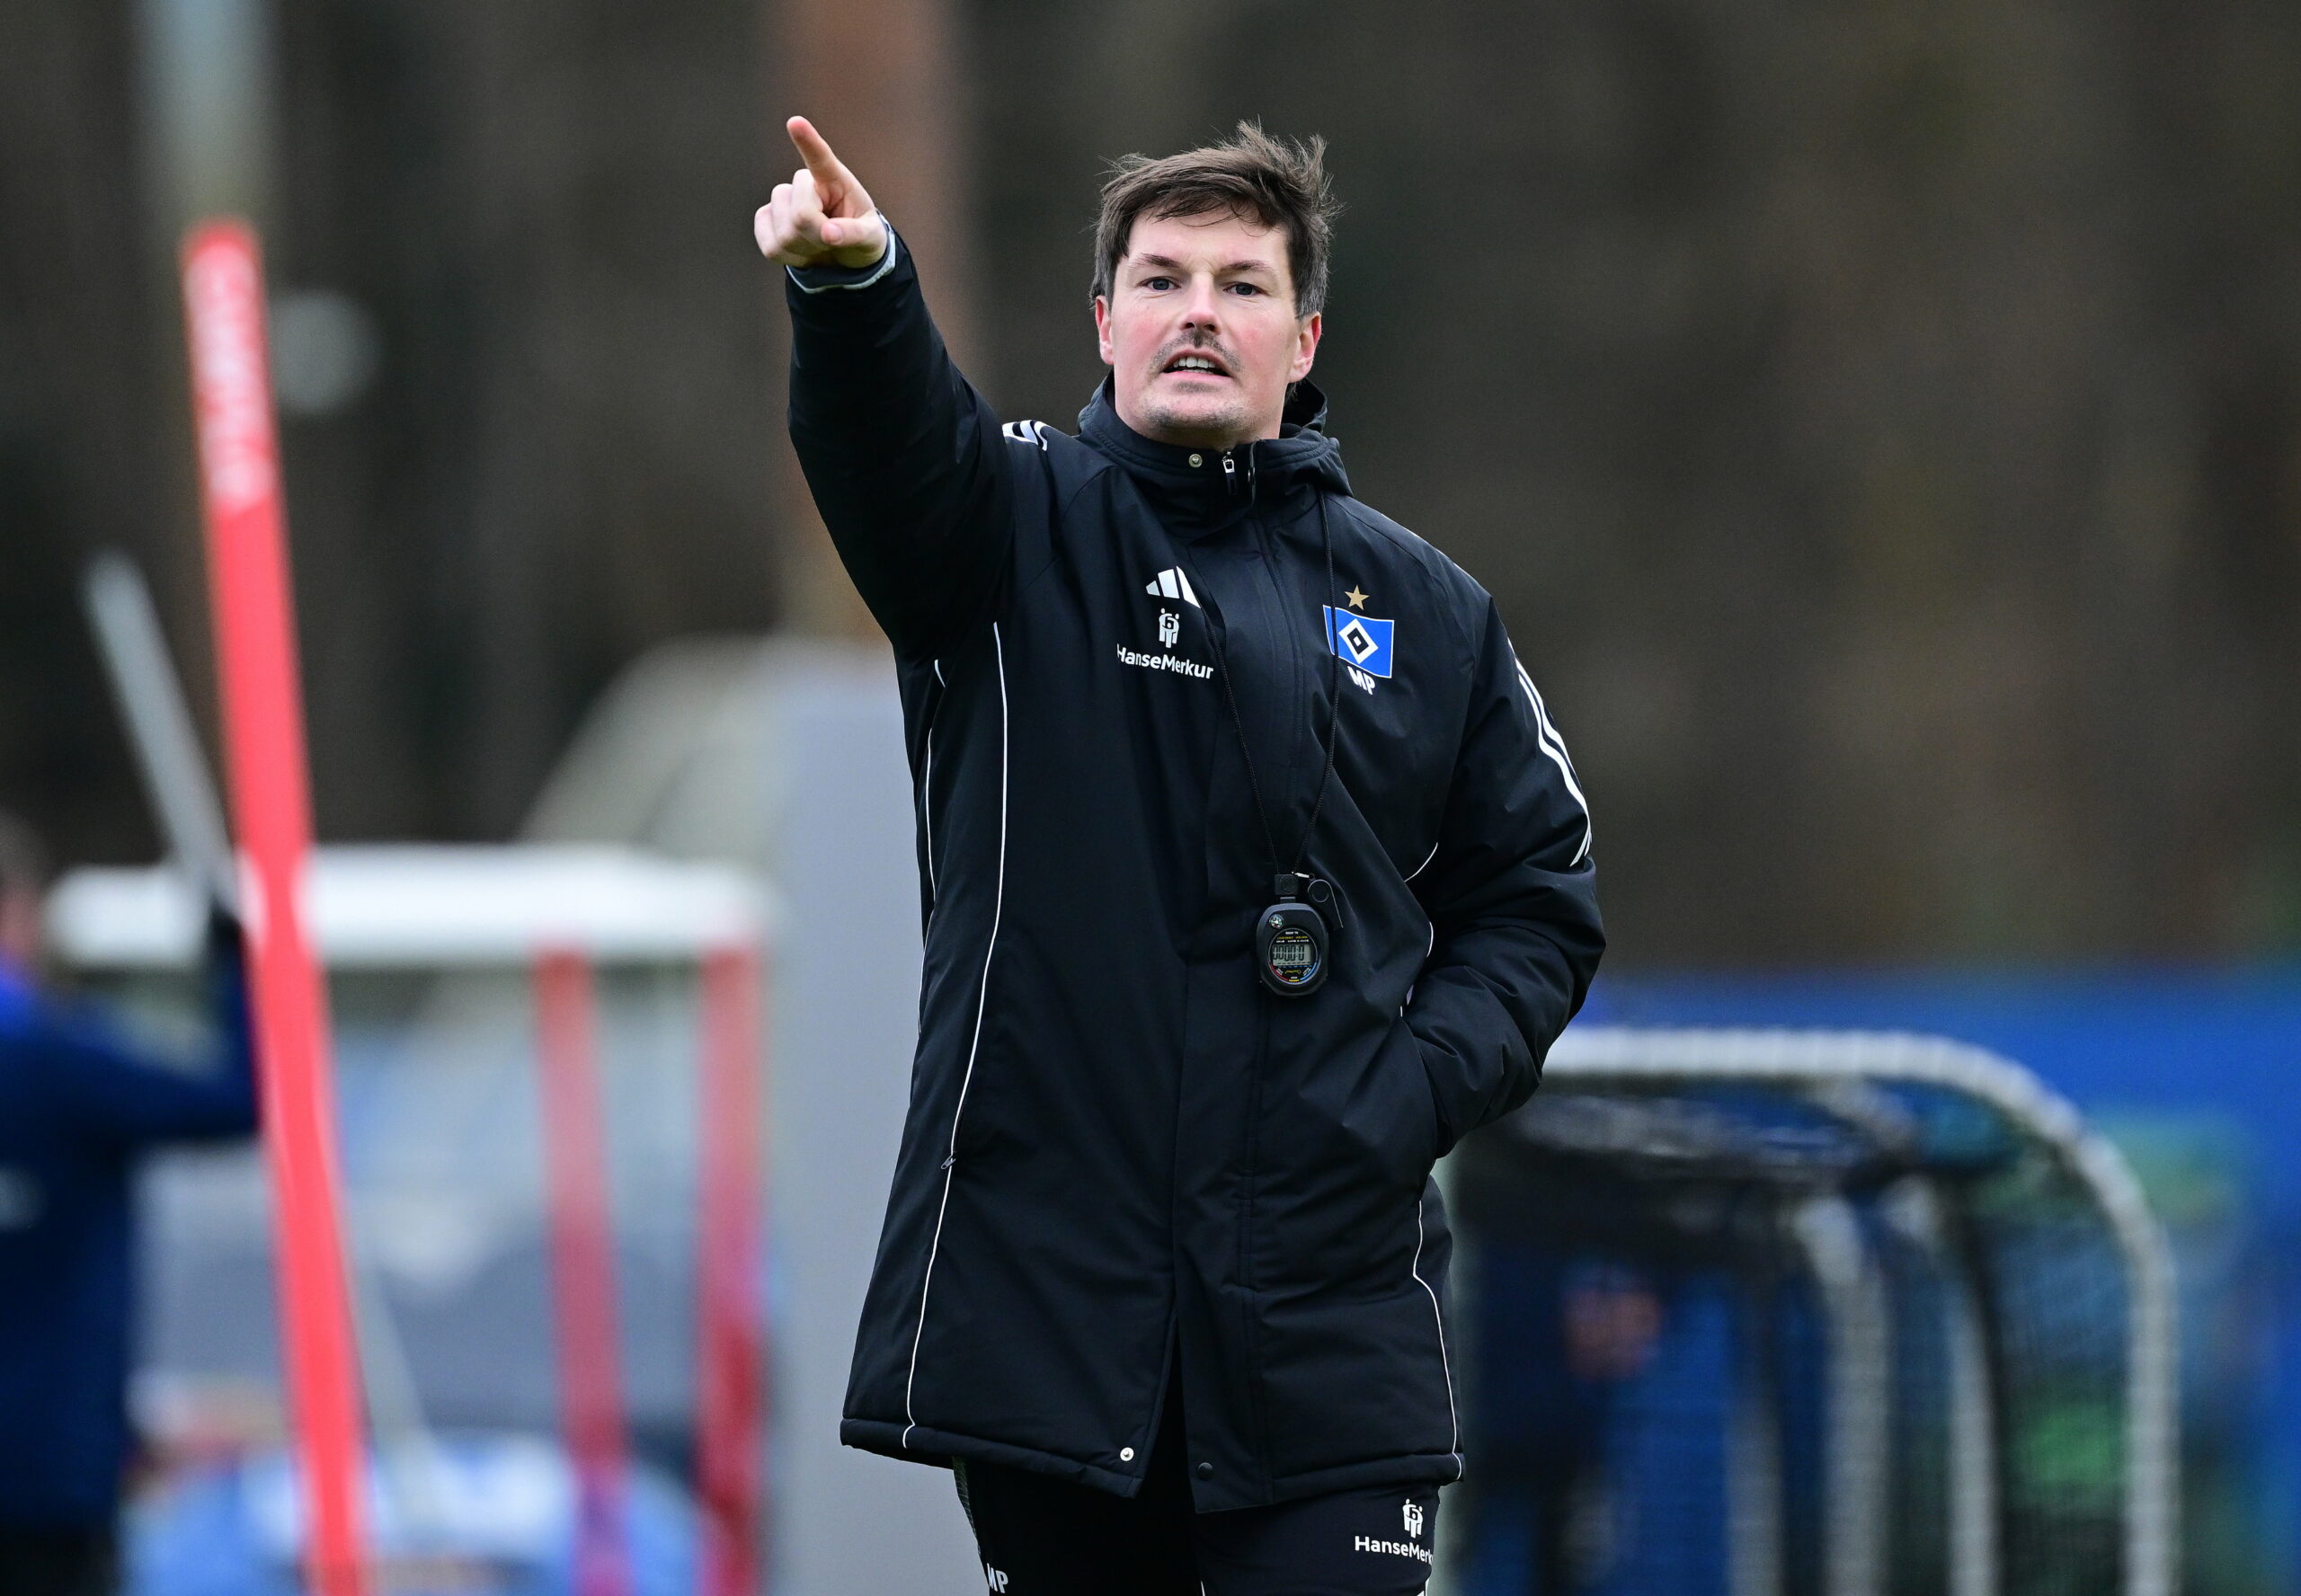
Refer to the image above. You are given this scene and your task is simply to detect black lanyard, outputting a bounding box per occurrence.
[1186,478,1345,995]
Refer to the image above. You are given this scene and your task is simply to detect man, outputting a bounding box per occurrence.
[756,118,1603,1593]
[0,814,255,1595]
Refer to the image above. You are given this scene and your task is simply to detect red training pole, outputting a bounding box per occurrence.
[535,949,635,1596]
[697,943,767,1596]
[182,220,370,1596]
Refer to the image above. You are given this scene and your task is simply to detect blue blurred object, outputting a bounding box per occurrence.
[1584,968,2301,1594]
[1584,969,2301,1215]
[0,928,255,1531]
[127,1432,697,1596]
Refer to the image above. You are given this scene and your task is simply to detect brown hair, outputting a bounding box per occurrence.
[1092,121,1341,316]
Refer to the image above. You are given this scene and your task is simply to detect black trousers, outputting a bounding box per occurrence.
[0,1527,117,1596]
[954,1372,1441,1596]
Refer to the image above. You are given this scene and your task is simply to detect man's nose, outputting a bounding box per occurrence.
[1178,276,1224,330]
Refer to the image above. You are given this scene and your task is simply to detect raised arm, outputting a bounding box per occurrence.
[39,909,258,1148]
[760,117,1013,659]
[1406,601,1605,1150]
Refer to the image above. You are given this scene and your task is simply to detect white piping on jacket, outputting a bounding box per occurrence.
[1404,836,1442,882]
[1512,656,1592,867]
[1410,1199,1462,1480]
[922,660,945,911]
[902,625,1008,1447]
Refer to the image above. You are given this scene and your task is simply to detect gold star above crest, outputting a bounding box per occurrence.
[1345,586,1369,610]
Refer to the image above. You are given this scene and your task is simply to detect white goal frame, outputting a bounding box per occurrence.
[1537,1025,2179,1596]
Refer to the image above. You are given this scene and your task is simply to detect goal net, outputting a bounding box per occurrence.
[1440,1027,2176,1596]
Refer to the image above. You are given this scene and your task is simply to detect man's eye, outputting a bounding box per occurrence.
[1228,282,1263,296]
[1142,277,1176,291]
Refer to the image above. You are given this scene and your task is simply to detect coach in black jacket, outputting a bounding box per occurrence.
[759,117,1603,1591]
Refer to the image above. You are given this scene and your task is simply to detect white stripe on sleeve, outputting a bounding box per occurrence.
[1513,656,1592,866]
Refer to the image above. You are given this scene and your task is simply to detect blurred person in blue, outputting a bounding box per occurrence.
[0,812,257,1596]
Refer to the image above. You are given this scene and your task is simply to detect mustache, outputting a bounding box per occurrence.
[1154,333,1235,368]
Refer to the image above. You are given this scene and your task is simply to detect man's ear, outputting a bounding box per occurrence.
[1289,311,1322,383]
[1094,296,1115,367]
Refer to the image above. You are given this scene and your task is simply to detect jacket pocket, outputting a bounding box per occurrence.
[1406,1027,1453,1169]
[1270,1019,1444,1203]
[1409,1030,1460,1163]
[1377,1018,1447,1188]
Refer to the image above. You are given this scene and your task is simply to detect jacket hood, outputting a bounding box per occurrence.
[1078,377,1351,535]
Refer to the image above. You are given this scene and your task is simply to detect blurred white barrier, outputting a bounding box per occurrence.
[56,637,976,1596]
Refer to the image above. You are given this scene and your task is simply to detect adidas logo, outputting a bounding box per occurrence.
[1145,567,1200,607]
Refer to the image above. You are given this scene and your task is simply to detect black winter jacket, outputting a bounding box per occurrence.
[786,233,1604,1511]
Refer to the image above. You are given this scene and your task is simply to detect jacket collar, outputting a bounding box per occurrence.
[1077,378,1350,537]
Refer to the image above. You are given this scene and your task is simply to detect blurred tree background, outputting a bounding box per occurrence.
[3,0,2297,967]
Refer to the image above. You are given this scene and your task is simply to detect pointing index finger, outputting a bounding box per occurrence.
[786,117,848,190]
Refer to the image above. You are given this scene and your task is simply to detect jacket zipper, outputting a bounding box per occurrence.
[1233,439,1288,1485]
